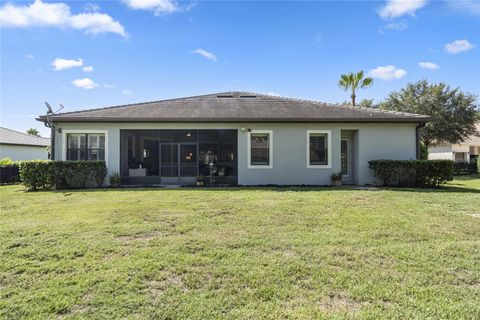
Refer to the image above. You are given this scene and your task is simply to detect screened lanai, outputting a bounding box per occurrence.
[119,129,237,185]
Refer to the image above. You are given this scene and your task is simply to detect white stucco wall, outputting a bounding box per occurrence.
[428,145,453,160]
[54,122,418,185]
[0,144,49,161]
[428,144,479,161]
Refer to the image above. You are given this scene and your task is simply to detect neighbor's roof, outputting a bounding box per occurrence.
[0,127,50,147]
[37,92,430,123]
[463,123,480,145]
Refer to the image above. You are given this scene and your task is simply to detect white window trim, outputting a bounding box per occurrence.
[247,130,273,169]
[62,130,108,164]
[306,130,331,169]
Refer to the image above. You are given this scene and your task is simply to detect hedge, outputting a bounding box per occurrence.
[368,160,454,188]
[19,160,107,191]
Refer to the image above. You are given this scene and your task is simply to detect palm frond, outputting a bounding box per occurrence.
[361,77,374,88]
[338,74,351,90]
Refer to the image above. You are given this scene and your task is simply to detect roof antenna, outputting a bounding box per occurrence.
[43,102,64,160]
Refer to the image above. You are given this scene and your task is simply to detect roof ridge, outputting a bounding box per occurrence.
[0,127,49,140]
[50,92,241,117]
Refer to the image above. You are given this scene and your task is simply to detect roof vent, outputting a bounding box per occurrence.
[216,94,234,98]
[239,95,257,98]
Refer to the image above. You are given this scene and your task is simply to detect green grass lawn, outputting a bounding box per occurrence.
[1,177,479,319]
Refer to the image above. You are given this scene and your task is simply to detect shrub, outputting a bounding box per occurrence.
[0,157,15,166]
[368,160,454,188]
[19,160,107,191]
[419,143,428,160]
[54,161,107,189]
[331,172,342,181]
[109,171,121,186]
[19,160,55,191]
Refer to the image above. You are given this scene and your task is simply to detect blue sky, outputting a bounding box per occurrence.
[1,0,479,136]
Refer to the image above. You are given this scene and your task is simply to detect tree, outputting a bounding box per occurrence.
[26,128,39,136]
[338,71,373,106]
[358,99,377,108]
[380,80,479,148]
[419,143,428,160]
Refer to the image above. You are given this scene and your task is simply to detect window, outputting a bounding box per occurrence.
[248,130,273,168]
[67,133,105,161]
[307,130,331,168]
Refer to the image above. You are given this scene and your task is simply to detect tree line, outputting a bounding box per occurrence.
[338,72,479,152]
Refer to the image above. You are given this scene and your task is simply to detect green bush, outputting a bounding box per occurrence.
[109,171,121,186]
[19,160,55,190]
[19,160,107,191]
[419,143,428,160]
[0,157,15,166]
[368,160,454,187]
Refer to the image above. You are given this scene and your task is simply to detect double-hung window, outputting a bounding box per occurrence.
[67,133,105,161]
[307,130,331,168]
[248,130,273,168]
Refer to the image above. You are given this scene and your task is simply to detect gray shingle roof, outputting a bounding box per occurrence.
[37,92,430,123]
[0,127,50,147]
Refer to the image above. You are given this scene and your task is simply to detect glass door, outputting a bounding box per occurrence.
[160,143,197,184]
[341,139,350,178]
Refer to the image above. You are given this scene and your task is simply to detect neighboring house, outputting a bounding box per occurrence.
[0,127,50,161]
[428,123,480,162]
[37,92,429,186]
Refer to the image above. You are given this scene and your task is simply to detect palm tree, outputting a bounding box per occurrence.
[338,71,373,106]
[26,128,39,136]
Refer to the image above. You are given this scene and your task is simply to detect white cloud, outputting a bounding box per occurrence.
[25,53,34,59]
[378,0,428,19]
[445,0,480,15]
[0,0,126,37]
[369,65,407,80]
[103,83,115,89]
[123,0,180,15]
[445,39,475,54]
[82,66,94,72]
[384,20,408,31]
[84,3,100,13]
[72,78,98,89]
[418,61,439,70]
[52,58,83,71]
[122,89,133,95]
[192,48,217,61]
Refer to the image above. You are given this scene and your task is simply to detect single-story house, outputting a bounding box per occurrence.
[428,123,480,162]
[0,127,50,161]
[37,92,429,186]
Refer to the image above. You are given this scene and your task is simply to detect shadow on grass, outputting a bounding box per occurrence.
[10,174,479,194]
[451,174,480,182]
[392,186,480,194]
[43,184,480,195]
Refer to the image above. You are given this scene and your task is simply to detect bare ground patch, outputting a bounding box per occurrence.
[318,292,363,312]
[148,274,187,297]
